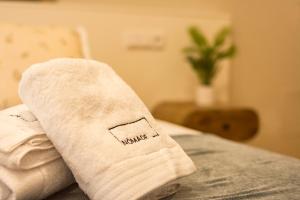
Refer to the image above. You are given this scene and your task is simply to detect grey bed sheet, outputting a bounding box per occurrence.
[46,134,300,200]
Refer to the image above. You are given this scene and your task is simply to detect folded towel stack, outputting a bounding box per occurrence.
[0,106,182,200]
[0,58,196,200]
[0,105,74,200]
[19,58,196,200]
[0,105,60,170]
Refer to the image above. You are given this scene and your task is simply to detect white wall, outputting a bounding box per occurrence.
[228,0,300,158]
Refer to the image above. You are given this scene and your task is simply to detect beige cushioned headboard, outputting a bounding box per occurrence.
[0,23,89,109]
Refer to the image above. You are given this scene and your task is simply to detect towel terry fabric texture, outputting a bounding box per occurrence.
[19,58,196,200]
[0,159,74,200]
[0,105,60,170]
[0,105,74,200]
[0,104,182,200]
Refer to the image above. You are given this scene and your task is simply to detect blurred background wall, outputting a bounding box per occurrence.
[0,0,299,158]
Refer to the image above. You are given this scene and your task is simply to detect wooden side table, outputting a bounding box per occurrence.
[152,102,259,141]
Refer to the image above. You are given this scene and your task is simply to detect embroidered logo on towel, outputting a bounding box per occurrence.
[109,117,159,146]
[9,111,37,122]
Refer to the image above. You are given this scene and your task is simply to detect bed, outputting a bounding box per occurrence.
[46,121,300,200]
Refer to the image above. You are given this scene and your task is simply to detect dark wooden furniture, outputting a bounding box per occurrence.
[152,102,259,141]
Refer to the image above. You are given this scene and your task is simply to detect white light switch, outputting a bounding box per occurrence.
[122,30,165,50]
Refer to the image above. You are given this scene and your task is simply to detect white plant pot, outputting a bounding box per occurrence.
[195,85,215,106]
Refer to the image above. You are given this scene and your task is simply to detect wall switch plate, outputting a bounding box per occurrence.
[122,30,165,50]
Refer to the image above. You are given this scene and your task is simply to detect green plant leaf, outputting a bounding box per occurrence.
[213,27,230,48]
[216,45,236,60]
[184,25,237,85]
[202,47,215,58]
[188,26,208,49]
[186,56,199,70]
[196,57,216,85]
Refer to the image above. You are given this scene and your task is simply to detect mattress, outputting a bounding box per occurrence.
[46,125,300,200]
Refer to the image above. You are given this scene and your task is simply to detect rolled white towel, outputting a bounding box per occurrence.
[0,105,60,170]
[46,182,180,200]
[0,159,74,200]
[19,58,196,200]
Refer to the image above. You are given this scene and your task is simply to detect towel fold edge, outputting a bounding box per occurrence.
[90,145,196,200]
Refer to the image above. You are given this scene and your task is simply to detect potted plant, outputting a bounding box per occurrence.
[183,26,236,106]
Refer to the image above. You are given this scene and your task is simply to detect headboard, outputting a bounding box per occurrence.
[0,23,90,109]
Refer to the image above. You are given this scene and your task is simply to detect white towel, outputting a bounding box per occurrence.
[0,159,74,200]
[46,182,180,200]
[0,105,60,170]
[19,58,196,200]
